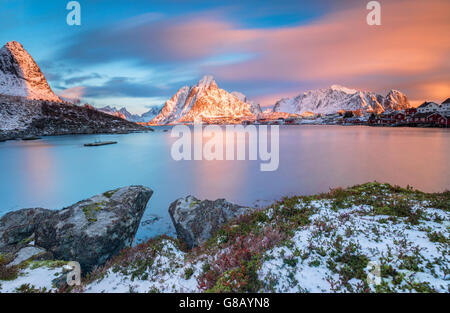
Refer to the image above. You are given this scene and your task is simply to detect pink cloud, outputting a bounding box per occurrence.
[197,0,450,104]
[58,86,85,101]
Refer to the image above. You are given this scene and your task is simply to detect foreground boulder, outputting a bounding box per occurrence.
[0,186,152,272]
[35,186,153,271]
[169,196,250,249]
[0,208,52,253]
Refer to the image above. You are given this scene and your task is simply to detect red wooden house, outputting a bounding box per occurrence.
[438,115,449,126]
[404,108,417,115]
[428,113,449,126]
[393,112,406,122]
[411,113,430,124]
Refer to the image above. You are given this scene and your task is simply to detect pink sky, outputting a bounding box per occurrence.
[194,0,450,106]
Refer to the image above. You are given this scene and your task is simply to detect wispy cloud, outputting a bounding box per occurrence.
[58,86,85,101]
[52,0,449,107]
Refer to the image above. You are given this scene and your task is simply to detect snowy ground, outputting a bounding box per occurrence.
[0,262,66,293]
[84,241,200,293]
[1,183,448,293]
[258,201,448,292]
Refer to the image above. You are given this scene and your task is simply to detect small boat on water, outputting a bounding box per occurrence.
[84,141,117,147]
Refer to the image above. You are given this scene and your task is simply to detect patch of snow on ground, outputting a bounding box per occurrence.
[0,266,63,293]
[258,202,449,293]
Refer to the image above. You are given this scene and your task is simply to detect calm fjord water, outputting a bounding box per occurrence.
[0,125,449,242]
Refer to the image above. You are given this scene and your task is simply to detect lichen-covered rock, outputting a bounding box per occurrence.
[34,186,153,271]
[168,196,250,249]
[7,246,47,267]
[0,208,52,253]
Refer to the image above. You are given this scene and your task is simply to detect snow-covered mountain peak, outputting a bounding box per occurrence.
[231,91,247,102]
[150,75,260,124]
[273,85,410,115]
[197,75,217,90]
[330,84,357,95]
[0,41,61,102]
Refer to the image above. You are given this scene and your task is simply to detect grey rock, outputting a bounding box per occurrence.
[168,196,250,249]
[34,185,153,272]
[7,246,46,266]
[0,208,52,253]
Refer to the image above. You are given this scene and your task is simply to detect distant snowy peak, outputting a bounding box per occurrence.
[383,90,410,111]
[97,105,144,123]
[231,91,262,114]
[151,75,260,124]
[97,105,162,123]
[141,105,162,122]
[273,85,410,115]
[0,41,61,102]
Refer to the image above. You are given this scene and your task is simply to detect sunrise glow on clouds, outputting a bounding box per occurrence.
[1,0,448,113]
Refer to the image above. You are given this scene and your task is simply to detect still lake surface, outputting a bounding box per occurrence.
[1,125,449,242]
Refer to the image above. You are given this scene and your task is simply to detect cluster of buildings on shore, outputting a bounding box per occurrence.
[254,99,450,127]
[367,99,449,127]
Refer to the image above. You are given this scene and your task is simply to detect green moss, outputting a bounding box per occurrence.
[207,258,262,293]
[81,201,107,222]
[0,253,19,281]
[18,235,34,246]
[27,260,68,270]
[427,231,449,244]
[201,263,210,273]
[103,189,119,198]
[184,267,194,280]
[398,255,422,272]
[283,257,299,267]
[189,200,200,208]
[15,283,49,293]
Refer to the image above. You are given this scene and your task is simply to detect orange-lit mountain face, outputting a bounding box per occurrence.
[0,41,61,102]
[272,85,411,115]
[150,75,262,125]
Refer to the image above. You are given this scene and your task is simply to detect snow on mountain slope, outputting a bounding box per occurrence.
[230,91,262,114]
[0,95,145,136]
[383,90,410,111]
[150,75,259,124]
[96,105,144,123]
[141,105,162,122]
[0,95,42,131]
[273,85,410,115]
[96,105,162,123]
[0,41,61,102]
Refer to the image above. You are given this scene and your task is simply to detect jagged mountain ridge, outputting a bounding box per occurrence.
[273,85,410,115]
[97,105,162,123]
[141,105,162,122]
[0,41,61,102]
[150,75,261,124]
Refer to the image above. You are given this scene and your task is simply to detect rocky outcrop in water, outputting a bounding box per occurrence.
[0,186,153,271]
[168,196,251,249]
[0,95,149,140]
[0,40,150,139]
